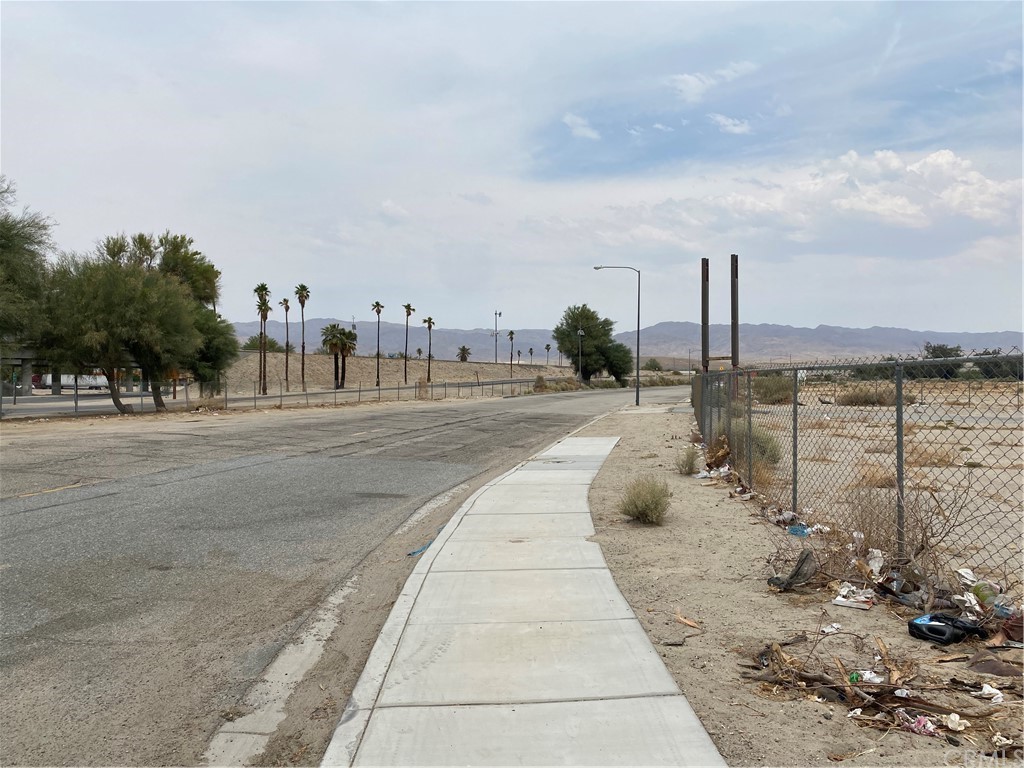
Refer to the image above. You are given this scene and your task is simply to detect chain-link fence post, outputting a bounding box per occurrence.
[726,373,733,458]
[895,362,906,562]
[746,372,753,488]
[791,368,799,515]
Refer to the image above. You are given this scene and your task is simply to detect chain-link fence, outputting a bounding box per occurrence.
[696,350,1023,583]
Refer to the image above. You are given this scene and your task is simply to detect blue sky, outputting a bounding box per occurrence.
[2,1,1021,335]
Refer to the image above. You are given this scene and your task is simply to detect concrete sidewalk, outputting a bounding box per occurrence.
[322,435,725,767]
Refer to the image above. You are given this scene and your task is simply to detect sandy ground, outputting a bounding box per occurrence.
[577,404,1023,767]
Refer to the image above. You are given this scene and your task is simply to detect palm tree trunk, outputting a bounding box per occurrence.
[375,318,381,387]
[284,309,290,392]
[426,331,432,383]
[341,353,348,389]
[404,318,409,384]
[334,353,340,389]
[300,307,306,392]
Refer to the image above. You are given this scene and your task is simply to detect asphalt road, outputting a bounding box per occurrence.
[0,387,683,766]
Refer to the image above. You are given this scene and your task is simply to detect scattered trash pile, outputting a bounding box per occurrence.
[741,626,1022,754]
[688,426,1023,753]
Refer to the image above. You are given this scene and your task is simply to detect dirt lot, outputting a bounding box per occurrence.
[578,405,1023,767]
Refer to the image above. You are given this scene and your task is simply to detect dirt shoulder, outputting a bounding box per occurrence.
[577,404,1023,768]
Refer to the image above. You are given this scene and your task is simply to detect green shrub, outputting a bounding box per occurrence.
[642,358,663,371]
[836,387,916,406]
[752,375,792,404]
[617,474,671,525]
[723,423,783,472]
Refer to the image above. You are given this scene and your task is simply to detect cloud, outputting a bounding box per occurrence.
[457,192,494,205]
[626,125,643,136]
[651,123,673,132]
[562,112,600,140]
[379,199,409,222]
[714,60,759,82]
[832,188,928,228]
[707,113,751,134]
[668,72,716,103]
[668,60,757,103]
[987,49,1022,74]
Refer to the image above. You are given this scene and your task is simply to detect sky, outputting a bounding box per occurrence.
[2,1,1021,335]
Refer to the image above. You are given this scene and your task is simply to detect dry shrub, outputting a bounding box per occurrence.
[533,375,547,392]
[675,445,699,475]
[751,461,776,490]
[856,462,898,488]
[416,376,429,400]
[905,442,958,467]
[618,474,671,525]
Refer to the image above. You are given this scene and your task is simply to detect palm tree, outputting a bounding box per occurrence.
[402,303,415,384]
[545,343,551,365]
[457,345,471,362]
[295,284,309,392]
[320,323,345,389]
[372,301,384,387]
[517,350,522,364]
[528,347,534,365]
[507,330,515,377]
[422,316,435,382]
[338,328,357,389]
[279,297,290,391]
[254,283,271,395]
[416,347,423,359]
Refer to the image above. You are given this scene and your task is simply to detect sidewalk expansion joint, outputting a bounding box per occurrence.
[373,691,684,709]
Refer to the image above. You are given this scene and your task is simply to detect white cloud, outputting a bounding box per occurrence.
[626,125,643,136]
[380,199,409,222]
[832,188,929,228]
[668,72,716,103]
[651,123,673,132]
[707,113,751,134]
[457,192,494,205]
[562,112,600,140]
[714,60,759,82]
[669,60,757,103]
[987,49,1022,74]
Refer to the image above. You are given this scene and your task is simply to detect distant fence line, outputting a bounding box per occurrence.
[695,350,1024,579]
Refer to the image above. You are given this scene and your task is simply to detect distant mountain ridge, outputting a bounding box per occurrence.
[232,317,1022,365]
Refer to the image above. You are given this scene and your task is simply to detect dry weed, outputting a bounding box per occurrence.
[617,474,671,525]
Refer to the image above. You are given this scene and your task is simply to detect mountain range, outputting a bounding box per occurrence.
[232,318,1022,367]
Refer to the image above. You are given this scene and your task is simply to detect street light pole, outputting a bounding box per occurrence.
[594,265,641,406]
[494,310,501,364]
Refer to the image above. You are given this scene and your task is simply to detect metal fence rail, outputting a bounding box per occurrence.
[698,351,1023,580]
